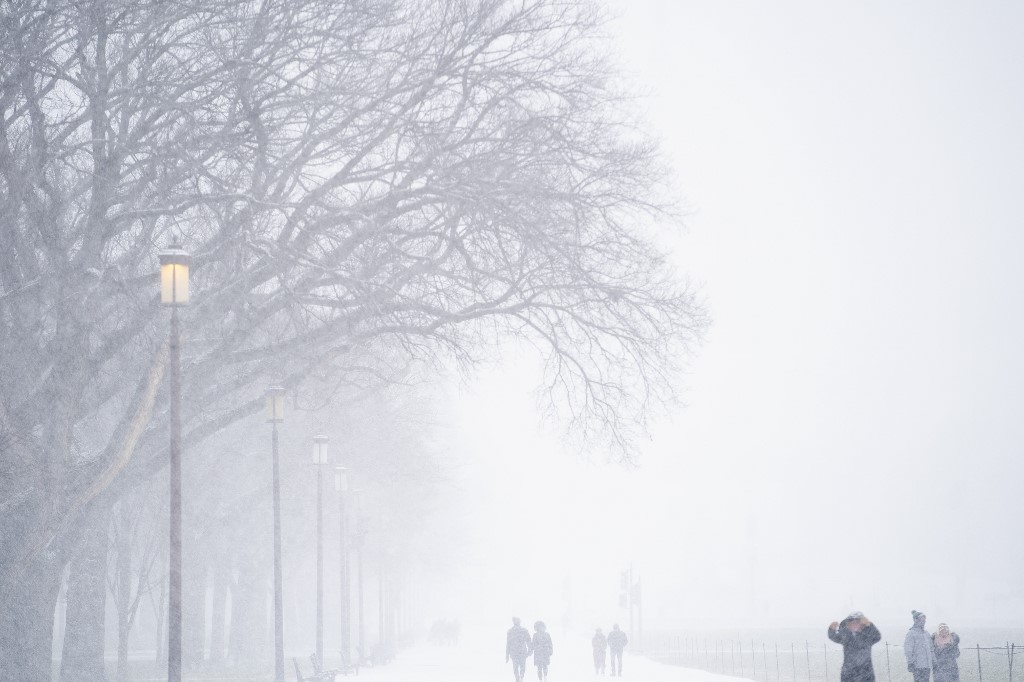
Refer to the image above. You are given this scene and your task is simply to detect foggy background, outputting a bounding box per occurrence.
[427,0,1024,635]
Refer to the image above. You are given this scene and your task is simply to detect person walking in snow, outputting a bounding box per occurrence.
[532,621,554,681]
[905,611,936,682]
[607,623,628,676]
[507,617,533,682]
[932,623,961,682]
[828,611,882,682]
[592,628,608,675]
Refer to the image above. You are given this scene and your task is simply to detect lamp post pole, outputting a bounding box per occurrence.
[353,489,366,662]
[378,562,386,651]
[159,245,189,682]
[168,303,182,682]
[313,434,329,668]
[266,387,287,682]
[357,519,365,661]
[335,467,351,664]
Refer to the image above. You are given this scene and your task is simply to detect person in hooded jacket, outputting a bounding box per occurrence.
[932,623,961,682]
[532,621,553,681]
[905,610,935,682]
[828,612,882,682]
[592,628,608,675]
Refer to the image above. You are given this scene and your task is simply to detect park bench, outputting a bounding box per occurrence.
[337,651,359,676]
[292,653,337,682]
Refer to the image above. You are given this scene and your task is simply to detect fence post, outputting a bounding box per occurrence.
[1009,643,1015,682]
[740,640,745,678]
[885,642,891,682]
[732,640,737,676]
[806,641,811,682]
[753,640,758,681]
[792,643,797,682]
[1007,643,1012,682]
[977,644,983,682]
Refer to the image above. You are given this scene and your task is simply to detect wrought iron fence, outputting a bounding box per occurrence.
[643,634,1018,682]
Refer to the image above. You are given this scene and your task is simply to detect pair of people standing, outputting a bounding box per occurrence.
[905,611,961,682]
[592,624,628,676]
[506,617,554,682]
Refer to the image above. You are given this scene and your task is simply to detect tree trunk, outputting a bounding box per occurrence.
[182,558,206,670]
[0,442,72,682]
[116,515,132,682]
[208,560,229,664]
[60,508,111,682]
[228,550,270,667]
[153,578,166,664]
[0,549,64,681]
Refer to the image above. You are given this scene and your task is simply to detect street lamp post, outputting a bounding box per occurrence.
[266,386,287,682]
[312,434,329,667]
[352,489,366,662]
[159,244,189,682]
[334,466,350,665]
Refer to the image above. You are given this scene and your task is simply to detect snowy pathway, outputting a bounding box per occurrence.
[355,634,751,682]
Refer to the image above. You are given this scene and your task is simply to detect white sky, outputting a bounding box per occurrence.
[434,0,1024,634]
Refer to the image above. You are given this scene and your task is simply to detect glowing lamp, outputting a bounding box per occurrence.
[158,245,190,305]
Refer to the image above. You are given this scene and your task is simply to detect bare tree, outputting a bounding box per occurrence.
[106,486,165,681]
[0,0,706,676]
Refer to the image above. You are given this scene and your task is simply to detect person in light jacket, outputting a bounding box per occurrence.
[828,612,882,682]
[932,623,961,682]
[607,624,628,676]
[532,621,553,681]
[592,628,608,675]
[905,611,935,682]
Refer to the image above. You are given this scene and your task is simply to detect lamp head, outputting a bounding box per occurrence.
[265,386,286,423]
[158,244,190,306]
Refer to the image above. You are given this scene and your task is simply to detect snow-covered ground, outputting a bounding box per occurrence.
[355,632,750,682]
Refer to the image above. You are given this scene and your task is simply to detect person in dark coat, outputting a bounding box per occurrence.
[532,621,553,680]
[506,617,533,682]
[828,611,882,682]
[932,623,961,682]
[592,628,608,675]
[607,623,628,676]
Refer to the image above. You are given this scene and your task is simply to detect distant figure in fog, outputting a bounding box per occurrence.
[932,623,961,682]
[532,621,553,680]
[607,623,628,676]
[592,628,608,675]
[828,611,882,682]
[507,616,533,682]
[905,611,935,682]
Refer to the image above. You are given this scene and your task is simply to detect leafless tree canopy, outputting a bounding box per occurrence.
[0,0,705,672]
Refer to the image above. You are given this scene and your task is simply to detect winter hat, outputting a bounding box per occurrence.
[912,610,925,622]
[847,611,864,620]
[937,623,950,632]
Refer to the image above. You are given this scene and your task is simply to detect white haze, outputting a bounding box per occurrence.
[430,0,1024,635]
